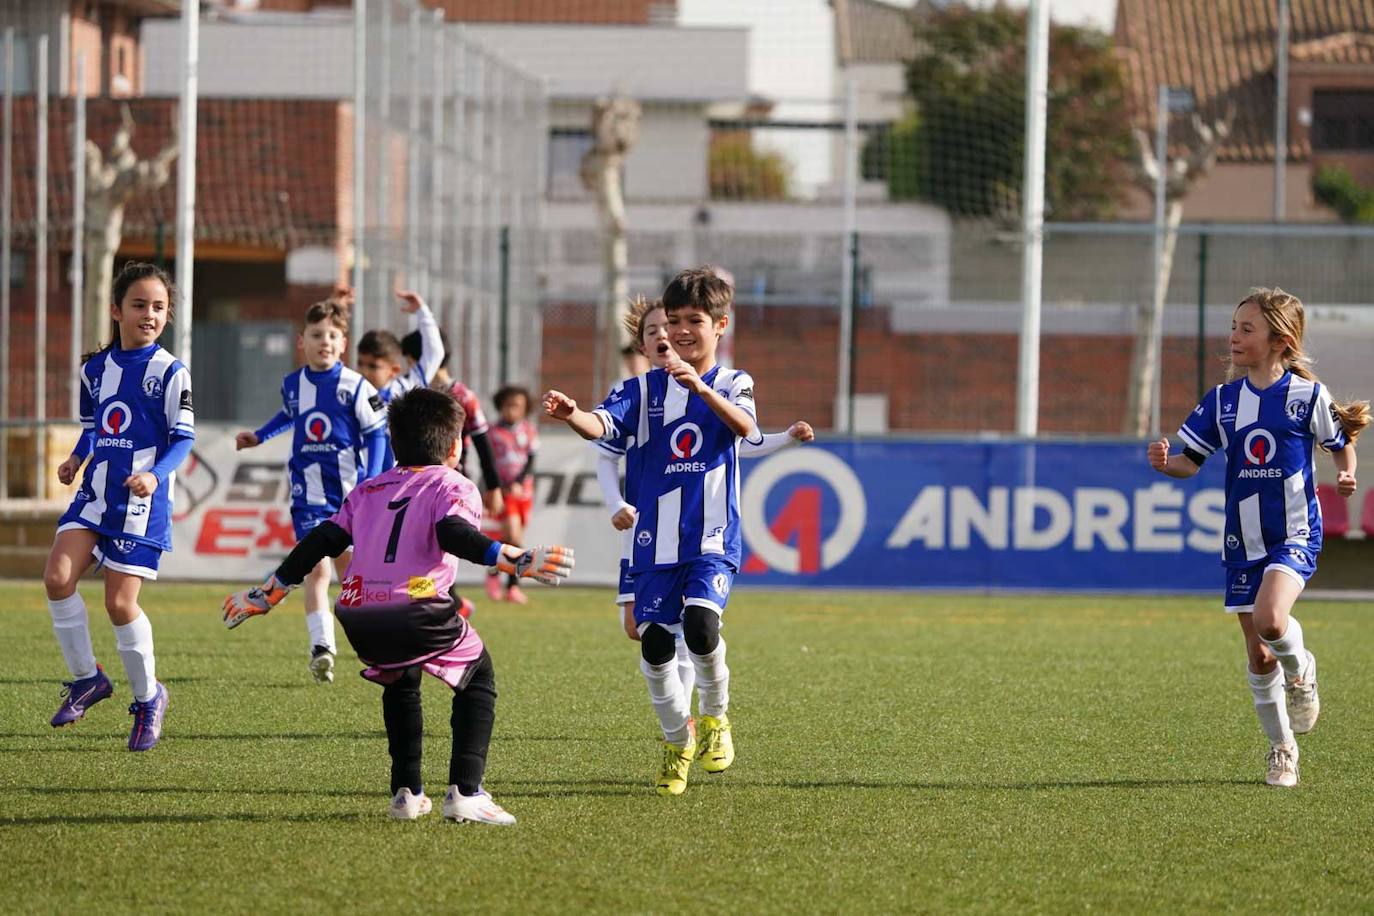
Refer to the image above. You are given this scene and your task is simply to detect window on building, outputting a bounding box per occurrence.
[548,128,594,197]
[1312,90,1374,151]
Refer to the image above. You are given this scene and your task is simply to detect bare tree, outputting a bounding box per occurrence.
[1124,106,1232,437]
[580,95,640,398]
[82,104,178,350]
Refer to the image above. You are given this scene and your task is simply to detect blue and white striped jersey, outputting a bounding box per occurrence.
[280,364,387,512]
[1178,371,1348,566]
[594,365,758,572]
[63,343,194,550]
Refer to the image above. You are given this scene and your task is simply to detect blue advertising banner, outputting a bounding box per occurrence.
[735,440,1227,592]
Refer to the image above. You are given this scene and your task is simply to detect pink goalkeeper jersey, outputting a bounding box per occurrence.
[331,464,482,609]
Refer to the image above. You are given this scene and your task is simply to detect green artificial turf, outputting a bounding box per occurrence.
[2,582,1372,914]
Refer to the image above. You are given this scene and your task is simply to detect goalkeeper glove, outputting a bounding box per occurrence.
[491,545,575,586]
[223,573,295,629]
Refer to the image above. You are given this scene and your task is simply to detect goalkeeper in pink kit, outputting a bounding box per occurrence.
[223,388,574,824]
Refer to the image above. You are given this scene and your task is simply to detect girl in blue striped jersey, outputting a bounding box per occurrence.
[44,262,194,751]
[1149,288,1369,787]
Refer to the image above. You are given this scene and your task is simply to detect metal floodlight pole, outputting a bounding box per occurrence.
[1015,0,1050,437]
[375,0,392,323]
[70,52,86,419]
[1,27,15,499]
[1273,0,1290,221]
[836,72,857,435]
[352,0,366,327]
[429,10,445,335]
[175,0,199,366]
[1149,84,1169,440]
[405,4,420,301]
[36,35,49,497]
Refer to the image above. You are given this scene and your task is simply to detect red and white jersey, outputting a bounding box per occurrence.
[488,419,538,487]
[439,380,490,438]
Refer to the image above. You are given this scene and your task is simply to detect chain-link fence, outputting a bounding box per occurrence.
[358,0,547,398]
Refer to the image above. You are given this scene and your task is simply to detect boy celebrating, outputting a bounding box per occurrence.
[356,290,445,406]
[544,267,758,795]
[235,296,387,683]
[223,388,574,822]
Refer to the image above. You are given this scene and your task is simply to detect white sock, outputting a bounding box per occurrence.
[49,593,97,680]
[674,637,696,712]
[639,657,691,746]
[1248,666,1294,748]
[113,612,157,703]
[690,639,730,719]
[305,608,336,653]
[1260,617,1309,682]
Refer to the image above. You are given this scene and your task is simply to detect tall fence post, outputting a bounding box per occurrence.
[498,224,510,385]
[35,35,49,499]
[1,27,14,499]
[1196,230,1209,401]
[70,52,86,419]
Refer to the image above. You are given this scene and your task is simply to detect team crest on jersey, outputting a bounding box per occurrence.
[1285,399,1309,422]
[636,529,652,547]
[142,376,163,399]
[100,401,133,436]
[669,422,704,459]
[304,412,333,442]
[336,387,353,407]
[1243,429,1276,465]
[1226,534,1240,550]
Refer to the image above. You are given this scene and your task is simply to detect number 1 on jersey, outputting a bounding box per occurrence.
[384,497,412,563]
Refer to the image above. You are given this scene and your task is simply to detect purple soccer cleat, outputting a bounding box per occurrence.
[50,664,114,727]
[127,683,169,752]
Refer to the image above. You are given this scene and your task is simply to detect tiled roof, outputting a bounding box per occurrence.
[1115,0,1374,162]
[426,0,671,24]
[833,0,922,65]
[8,97,344,249]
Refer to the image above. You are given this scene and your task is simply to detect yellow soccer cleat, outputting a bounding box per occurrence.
[696,714,735,773]
[656,738,695,796]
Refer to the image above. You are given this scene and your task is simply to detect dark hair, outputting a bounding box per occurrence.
[304,297,351,333]
[82,260,176,363]
[662,266,732,322]
[401,326,450,370]
[388,387,466,466]
[493,384,530,414]
[357,329,403,365]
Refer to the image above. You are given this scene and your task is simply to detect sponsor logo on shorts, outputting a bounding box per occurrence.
[111,538,139,555]
[711,572,728,595]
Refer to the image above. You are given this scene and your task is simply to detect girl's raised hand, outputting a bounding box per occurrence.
[395,290,424,314]
[1147,437,1170,471]
[1337,469,1357,497]
[787,421,815,443]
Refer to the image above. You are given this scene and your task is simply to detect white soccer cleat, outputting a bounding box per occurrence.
[1285,650,1320,734]
[388,787,432,820]
[309,645,336,684]
[442,787,516,826]
[1265,744,1299,788]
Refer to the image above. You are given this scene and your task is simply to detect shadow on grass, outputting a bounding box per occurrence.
[6,785,375,799]
[0,812,373,827]
[494,775,1258,794]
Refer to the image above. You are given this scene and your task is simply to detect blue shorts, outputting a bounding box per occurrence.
[291,506,335,541]
[57,522,162,580]
[617,559,635,606]
[1224,545,1316,613]
[632,557,736,629]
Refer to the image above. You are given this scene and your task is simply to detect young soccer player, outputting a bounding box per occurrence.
[546,267,759,796]
[235,296,388,683]
[1149,288,1368,787]
[594,296,815,730]
[44,261,194,751]
[356,290,444,406]
[223,388,574,822]
[484,385,539,604]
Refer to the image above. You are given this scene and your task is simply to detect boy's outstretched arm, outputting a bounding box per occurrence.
[1147,437,1202,479]
[237,409,291,450]
[543,389,607,440]
[435,516,575,586]
[740,421,815,459]
[223,521,353,628]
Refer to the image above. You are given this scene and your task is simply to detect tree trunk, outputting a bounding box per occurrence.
[1124,198,1184,437]
[83,209,125,352]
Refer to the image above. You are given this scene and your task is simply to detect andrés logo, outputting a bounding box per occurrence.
[669,422,704,459]
[1243,429,1276,464]
[101,401,133,436]
[304,412,332,442]
[665,421,707,473]
[741,450,866,575]
[97,401,135,448]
